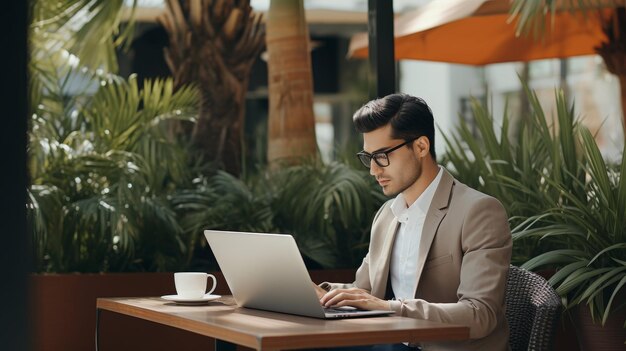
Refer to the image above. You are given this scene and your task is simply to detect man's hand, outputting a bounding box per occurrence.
[319,288,390,311]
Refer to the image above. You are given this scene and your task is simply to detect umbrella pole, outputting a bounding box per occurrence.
[367,0,396,99]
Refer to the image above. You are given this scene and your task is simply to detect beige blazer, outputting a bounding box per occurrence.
[325,169,512,351]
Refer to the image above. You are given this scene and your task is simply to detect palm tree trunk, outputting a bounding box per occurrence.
[266,0,318,165]
[192,85,246,175]
[159,0,264,175]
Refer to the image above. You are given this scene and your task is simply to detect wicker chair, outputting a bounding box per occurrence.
[505,265,562,351]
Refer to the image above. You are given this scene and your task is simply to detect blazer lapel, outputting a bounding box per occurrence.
[413,169,454,293]
[371,216,399,297]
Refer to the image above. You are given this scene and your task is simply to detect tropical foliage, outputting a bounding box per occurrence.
[516,128,626,327]
[173,160,386,269]
[443,85,625,327]
[28,56,199,272]
[271,160,386,268]
[27,0,382,274]
[30,0,136,72]
[27,52,382,272]
[27,0,213,273]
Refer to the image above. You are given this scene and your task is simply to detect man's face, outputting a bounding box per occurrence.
[362,124,423,197]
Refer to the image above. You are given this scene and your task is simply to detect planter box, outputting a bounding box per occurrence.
[31,269,357,351]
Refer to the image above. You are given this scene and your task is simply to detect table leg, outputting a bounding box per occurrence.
[95,308,101,351]
[215,338,237,351]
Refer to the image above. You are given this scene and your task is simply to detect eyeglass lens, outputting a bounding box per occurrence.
[356,138,418,168]
[358,153,389,168]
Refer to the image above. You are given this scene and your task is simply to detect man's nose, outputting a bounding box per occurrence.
[370,161,382,176]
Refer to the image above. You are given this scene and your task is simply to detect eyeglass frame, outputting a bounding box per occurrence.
[356,137,418,168]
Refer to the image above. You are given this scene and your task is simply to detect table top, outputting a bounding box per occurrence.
[97,296,469,351]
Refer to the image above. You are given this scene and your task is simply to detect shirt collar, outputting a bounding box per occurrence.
[390,166,444,221]
[390,193,410,223]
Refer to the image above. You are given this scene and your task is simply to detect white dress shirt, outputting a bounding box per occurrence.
[389,166,443,300]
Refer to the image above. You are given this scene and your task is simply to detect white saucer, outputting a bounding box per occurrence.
[160,294,221,305]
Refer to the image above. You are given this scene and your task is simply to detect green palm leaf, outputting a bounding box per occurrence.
[29,59,199,272]
[30,0,137,72]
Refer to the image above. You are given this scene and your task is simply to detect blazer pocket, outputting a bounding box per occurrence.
[425,253,453,269]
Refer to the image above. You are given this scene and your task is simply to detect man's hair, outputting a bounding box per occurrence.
[353,93,436,160]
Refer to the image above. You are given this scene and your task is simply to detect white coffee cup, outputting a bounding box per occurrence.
[174,272,217,299]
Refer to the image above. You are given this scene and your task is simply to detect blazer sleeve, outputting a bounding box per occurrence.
[320,252,370,291]
[388,196,512,339]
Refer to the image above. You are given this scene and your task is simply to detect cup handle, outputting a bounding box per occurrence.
[206,274,217,295]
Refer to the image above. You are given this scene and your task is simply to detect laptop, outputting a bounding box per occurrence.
[204,230,394,319]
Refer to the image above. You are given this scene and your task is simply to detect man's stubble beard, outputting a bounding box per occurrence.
[381,161,422,198]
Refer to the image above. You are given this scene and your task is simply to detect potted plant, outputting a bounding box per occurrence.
[514,127,626,350]
[443,84,625,349]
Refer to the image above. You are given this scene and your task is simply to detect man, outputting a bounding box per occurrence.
[315,93,512,351]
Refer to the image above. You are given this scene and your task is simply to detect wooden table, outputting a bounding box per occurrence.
[96,297,469,350]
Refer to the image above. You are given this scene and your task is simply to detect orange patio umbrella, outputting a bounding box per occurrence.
[348,0,614,65]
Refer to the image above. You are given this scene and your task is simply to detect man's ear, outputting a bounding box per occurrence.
[414,136,430,158]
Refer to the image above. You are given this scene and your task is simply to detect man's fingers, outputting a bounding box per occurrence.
[320,288,369,306]
[320,289,389,311]
[319,290,337,305]
[333,298,366,309]
[320,288,347,305]
[322,292,343,307]
[324,293,346,307]
[323,292,359,307]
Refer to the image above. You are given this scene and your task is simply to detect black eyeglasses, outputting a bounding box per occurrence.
[356,138,417,168]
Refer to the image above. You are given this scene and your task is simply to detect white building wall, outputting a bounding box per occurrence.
[399,61,482,159]
[400,57,623,161]
[484,62,523,127]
